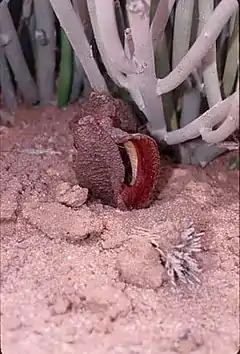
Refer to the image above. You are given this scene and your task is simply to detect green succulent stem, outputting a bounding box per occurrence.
[58,27,74,108]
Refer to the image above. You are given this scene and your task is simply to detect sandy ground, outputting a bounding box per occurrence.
[0,105,239,354]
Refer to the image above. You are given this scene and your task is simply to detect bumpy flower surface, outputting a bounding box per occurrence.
[69,93,160,210]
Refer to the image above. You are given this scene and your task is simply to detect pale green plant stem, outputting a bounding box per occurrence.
[0,0,38,104]
[172,0,194,69]
[34,0,56,105]
[150,0,176,52]
[200,81,239,143]
[198,0,222,107]
[156,0,238,96]
[88,0,135,75]
[0,46,17,112]
[162,92,236,145]
[126,0,166,133]
[48,0,108,92]
[222,10,239,96]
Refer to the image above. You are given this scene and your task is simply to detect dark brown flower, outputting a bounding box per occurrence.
[69,93,160,210]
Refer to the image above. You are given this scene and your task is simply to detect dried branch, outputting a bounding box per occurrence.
[156,0,238,95]
[198,0,222,107]
[48,0,108,92]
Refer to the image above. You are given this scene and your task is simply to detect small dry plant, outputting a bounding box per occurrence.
[137,224,203,287]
